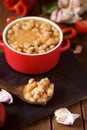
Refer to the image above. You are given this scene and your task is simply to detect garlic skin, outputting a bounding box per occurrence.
[54,108,80,125]
[0,89,13,104]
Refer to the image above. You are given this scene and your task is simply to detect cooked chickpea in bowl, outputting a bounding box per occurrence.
[6,19,60,54]
[0,17,70,74]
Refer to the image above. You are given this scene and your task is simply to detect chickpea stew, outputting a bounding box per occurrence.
[6,19,60,54]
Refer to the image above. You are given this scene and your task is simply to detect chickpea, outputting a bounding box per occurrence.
[8,40,12,44]
[45,47,50,52]
[32,87,44,96]
[16,48,22,52]
[47,84,54,96]
[27,50,33,54]
[39,78,50,87]
[24,93,32,100]
[23,43,30,49]
[18,43,24,48]
[52,27,59,33]
[27,20,35,29]
[12,42,17,46]
[23,48,27,53]
[34,39,41,46]
[33,93,40,100]
[26,47,35,54]
[22,25,29,30]
[38,49,45,54]
[37,87,45,95]
[8,37,13,42]
[24,82,37,92]
[7,34,11,39]
[21,21,34,30]
[42,44,48,50]
[10,44,18,50]
[34,45,39,53]
[54,32,60,37]
[37,93,47,104]
[8,29,14,35]
[29,97,36,103]
[28,78,35,84]
[40,34,49,43]
[37,85,44,90]
[35,23,40,28]
[50,45,55,50]
[46,38,57,46]
[38,45,43,50]
[43,31,53,37]
[22,20,35,30]
[55,37,60,42]
[40,23,51,32]
[31,88,39,96]
[32,28,38,33]
[12,25,19,31]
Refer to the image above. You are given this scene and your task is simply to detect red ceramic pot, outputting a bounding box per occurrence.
[0,17,70,74]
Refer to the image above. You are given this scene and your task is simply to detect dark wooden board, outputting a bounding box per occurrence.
[0,50,87,130]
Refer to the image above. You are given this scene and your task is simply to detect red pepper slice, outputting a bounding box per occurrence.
[75,20,87,34]
[4,0,36,16]
[62,27,77,40]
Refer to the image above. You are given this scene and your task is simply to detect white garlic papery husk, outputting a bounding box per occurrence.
[0,89,13,104]
[54,108,80,125]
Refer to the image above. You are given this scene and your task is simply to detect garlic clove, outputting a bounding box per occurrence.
[0,89,13,104]
[50,9,58,22]
[58,0,70,8]
[54,108,80,125]
[73,44,83,54]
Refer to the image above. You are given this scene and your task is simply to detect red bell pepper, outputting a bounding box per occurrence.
[4,0,36,16]
[75,20,87,34]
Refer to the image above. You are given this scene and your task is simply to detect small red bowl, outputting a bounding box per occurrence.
[0,17,70,74]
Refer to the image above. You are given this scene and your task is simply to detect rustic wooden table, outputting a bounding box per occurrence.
[0,0,87,130]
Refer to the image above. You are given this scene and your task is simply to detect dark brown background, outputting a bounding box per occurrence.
[0,0,87,130]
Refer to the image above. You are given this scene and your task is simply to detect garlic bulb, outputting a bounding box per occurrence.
[54,108,80,125]
[0,89,13,104]
[50,0,87,23]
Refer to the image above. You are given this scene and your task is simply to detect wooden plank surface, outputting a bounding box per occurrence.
[21,118,50,130]
[82,99,87,130]
[21,100,87,130]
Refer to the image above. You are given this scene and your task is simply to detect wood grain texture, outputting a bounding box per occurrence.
[21,118,50,130]
[82,99,87,130]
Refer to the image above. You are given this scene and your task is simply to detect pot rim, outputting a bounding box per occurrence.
[3,16,63,56]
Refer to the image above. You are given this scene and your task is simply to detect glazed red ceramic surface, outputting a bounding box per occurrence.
[0,17,70,74]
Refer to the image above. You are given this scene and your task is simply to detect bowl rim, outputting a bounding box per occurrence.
[3,16,63,56]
